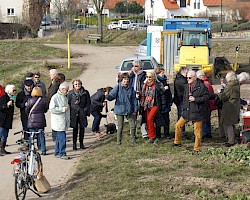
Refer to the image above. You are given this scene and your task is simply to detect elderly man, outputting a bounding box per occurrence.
[47,68,60,141]
[16,79,34,140]
[128,59,148,138]
[173,70,210,152]
[49,82,70,160]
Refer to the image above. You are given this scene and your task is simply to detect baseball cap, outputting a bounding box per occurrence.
[24,79,34,86]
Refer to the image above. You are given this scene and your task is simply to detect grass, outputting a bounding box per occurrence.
[60,127,250,200]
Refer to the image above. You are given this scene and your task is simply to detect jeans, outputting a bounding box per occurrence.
[91,110,102,132]
[174,117,202,151]
[0,127,9,141]
[29,128,46,154]
[202,111,212,139]
[54,131,66,157]
[21,119,29,140]
[177,104,186,136]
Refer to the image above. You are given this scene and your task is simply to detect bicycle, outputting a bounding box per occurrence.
[11,130,43,200]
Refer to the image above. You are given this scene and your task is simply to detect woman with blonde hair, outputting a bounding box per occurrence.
[25,86,48,155]
[140,71,166,143]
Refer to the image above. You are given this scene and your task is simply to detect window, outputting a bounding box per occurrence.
[180,0,186,7]
[197,0,200,9]
[194,0,196,9]
[7,8,14,16]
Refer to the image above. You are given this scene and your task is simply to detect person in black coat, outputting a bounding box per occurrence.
[173,70,210,152]
[155,67,173,139]
[68,79,91,150]
[0,85,16,155]
[25,87,48,155]
[173,67,188,138]
[16,79,34,140]
[90,87,113,135]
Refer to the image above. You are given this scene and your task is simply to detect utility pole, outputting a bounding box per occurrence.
[220,0,223,37]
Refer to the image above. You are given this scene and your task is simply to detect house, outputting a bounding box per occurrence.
[0,0,23,23]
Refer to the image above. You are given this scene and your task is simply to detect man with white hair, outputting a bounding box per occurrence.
[47,68,60,141]
[49,82,70,159]
[173,70,210,152]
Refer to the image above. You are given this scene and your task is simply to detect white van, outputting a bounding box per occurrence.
[117,20,131,30]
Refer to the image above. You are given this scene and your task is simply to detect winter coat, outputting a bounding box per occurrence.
[25,97,47,129]
[203,77,217,111]
[34,80,47,97]
[0,93,14,129]
[68,87,91,128]
[219,80,240,126]
[173,73,188,106]
[90,88,105,113]
[16,89,32,122]
[47,79,60,105]
[107,84,138,115]
[49,90,70,131]
[128,70,147,93]
[182,79,210,122]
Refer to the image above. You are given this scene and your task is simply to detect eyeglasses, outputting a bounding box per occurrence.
[34,76,40,78]
[134,65,139,68]
[13,90,16,92]
[146,76,152,78]
[187,77,193,79]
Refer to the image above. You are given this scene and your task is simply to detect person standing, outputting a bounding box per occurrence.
[218,71,240,147]
[33,72,47,97]
[25,87,48,155]
[107,73,138,145]
[173,70,210,152]
[196,70,217,140]
[0,85,16,155]
[49,82,70,159]
[16,79,34,140]
[128,59,147,138]
[47,69,60,141]
[90,86,113,135]
[68,79,91,150]
[173,67,188,139]
[141,71,166,143]
[155,67,173,139]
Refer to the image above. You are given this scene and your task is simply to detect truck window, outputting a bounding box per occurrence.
[182,31,206,46]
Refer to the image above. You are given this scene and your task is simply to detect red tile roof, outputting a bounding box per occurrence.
[162,0,179,9]
[203,0,220,6]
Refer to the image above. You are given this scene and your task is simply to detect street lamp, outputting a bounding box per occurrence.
[220,0,223,37]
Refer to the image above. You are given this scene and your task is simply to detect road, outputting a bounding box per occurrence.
[0,44,135,200]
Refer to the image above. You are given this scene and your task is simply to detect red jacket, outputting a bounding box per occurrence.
[203,78,217,111]
[0,86,5,98]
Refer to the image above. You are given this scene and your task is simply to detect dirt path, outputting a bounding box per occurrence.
[0,44,135,200]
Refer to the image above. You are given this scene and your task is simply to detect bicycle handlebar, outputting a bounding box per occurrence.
[13,131,23,135]
[14,130,42,135]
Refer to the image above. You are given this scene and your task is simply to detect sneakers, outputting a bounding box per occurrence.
[55,155,60,158]
[224,143,235,147]
[60,155,70,160]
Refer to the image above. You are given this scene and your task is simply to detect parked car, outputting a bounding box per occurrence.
[75,24,87,30]
[135,39,147,56]
[115,55,160,82]
[107,21,118,30]
[117,20,131,30]
[137,23,148,31]
[41,19,51,26]
[129,23,138,30]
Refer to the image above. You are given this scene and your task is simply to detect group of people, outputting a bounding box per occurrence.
[0,60,249,158]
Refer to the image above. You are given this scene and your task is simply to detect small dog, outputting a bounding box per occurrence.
[105,123,117,134]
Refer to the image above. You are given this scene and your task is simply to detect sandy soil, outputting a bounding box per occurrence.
[0,44,136,200]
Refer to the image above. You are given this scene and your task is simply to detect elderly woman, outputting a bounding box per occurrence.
[0,85,16,155]
[218,71,240,147]
[141,71,166,143]
[25,87,47,155]
[68,79,91,150]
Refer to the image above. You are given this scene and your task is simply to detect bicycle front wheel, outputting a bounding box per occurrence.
[15,174,27,200]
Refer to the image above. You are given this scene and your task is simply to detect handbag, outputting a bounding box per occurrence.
[35,162,51,193]
[29,97,41,118]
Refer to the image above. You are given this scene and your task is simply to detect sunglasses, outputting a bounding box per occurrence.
[13,90,16,92]
[74,84,81,86]
[146,76,152,78]
[34,76,40,78]
[134,65,139,68]
[187,77,193,79]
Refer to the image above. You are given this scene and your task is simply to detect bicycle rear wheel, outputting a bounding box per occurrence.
[15,174,27,200]
[33,152,42,191]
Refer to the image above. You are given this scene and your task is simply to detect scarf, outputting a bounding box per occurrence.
[24,87,31,96]
[74,87,85,104]
[188,80,196,95]
[141,80,156,110]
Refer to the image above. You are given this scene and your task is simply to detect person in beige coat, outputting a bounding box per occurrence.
[49,82,70,159]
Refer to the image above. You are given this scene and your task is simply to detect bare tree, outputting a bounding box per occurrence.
[92,0,108,40]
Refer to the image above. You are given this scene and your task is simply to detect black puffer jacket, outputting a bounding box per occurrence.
[0,93,14,129]
[90,88,105,113]
[16,89,32,122]
[68,87,91,128]
[128,70,147,93]
[25,97,47,129]
[182,79,210,122]
[173,73,187,106]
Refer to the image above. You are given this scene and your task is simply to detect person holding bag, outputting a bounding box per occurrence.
[26,87,48,155]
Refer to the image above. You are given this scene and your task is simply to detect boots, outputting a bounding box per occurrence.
[73,143,77,151]
[80,142,86,149]
[0,141,11,155]
[79,128,86,149]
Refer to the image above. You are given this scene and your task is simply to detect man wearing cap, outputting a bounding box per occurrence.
[16,79,34,140]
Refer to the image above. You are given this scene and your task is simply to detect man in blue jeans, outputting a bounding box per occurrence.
[49,82,70,160]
